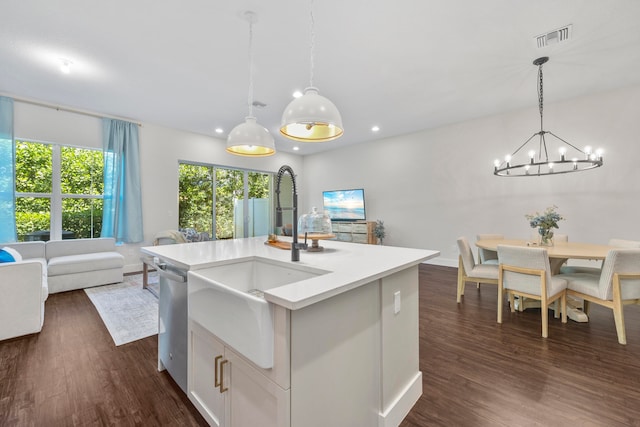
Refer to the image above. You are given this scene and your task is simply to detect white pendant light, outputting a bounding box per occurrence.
[227,11,275,157]
[227,116,275,156]
[280,0,343,142]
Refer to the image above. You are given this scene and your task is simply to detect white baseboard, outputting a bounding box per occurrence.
[124,262,144,274]
[378,371,422,427]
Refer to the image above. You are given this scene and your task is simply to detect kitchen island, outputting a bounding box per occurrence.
[142,236,439,427]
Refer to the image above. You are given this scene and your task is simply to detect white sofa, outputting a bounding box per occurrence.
[0,238,124,340]
[45,238,124,293]
[1,237,124,293]
[0,241,48,340]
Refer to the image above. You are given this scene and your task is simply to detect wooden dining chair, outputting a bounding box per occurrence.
[497,245,568,338]
[559,249,640,344]
[456,237,499,303]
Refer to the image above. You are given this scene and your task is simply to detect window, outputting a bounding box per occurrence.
[178,163,272,240]
[15,140,103,241]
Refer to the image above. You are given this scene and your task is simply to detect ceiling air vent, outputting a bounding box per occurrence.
[535,24,572,48]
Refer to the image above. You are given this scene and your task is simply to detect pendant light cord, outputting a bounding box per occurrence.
[309,0,315,88]
[247,16,255,117]
[538,62,544,132]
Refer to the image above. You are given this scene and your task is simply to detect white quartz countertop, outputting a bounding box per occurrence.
[141,237,439,310]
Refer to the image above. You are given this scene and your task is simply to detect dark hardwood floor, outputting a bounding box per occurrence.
[0,283,207,426]
[2,264,640,426]
[401,265,640,427]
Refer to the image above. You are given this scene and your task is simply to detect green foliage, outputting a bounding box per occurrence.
[15,140,52,193]
[14,141,104,241]
[62,199,103,238]
[15,208,50,239]
[248,172,270,199]
[61,146,104,194]
[178,164,214,237]
[374,219,386,243]
[215,168,244,239]
[179,164,272,240]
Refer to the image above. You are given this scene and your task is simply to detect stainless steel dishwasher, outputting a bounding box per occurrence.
[154,258,188,394]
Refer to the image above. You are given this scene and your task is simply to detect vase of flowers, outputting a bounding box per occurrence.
[525,205,564,246]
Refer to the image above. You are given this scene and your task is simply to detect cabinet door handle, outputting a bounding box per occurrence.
[219,359,228,393]
[214,355,223,388]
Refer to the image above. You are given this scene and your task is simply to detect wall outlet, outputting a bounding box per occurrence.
[394,291,401,314]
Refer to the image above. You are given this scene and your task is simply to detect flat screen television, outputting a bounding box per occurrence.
[322,189,366,221]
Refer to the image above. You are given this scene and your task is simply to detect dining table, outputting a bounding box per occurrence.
[475,238,615,274]
[475,238,617,322]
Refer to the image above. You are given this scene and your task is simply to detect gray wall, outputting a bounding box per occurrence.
[301,84,640,266]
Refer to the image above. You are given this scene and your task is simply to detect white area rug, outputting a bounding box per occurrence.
[84,273,159,346]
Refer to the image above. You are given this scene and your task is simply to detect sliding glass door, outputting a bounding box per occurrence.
[179,163,272,240]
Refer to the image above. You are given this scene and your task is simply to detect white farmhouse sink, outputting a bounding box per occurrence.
[187,257,329,369]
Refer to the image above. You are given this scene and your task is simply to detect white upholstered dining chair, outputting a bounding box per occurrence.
[476,234,504,265]
[456,237,499,303]
[497,245,568,338]
[609,239,640,248]
[560,238,640,275]
[558,248,640,345]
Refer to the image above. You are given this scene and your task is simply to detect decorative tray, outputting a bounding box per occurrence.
[264,240,291,250]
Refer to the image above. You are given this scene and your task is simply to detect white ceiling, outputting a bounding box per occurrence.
[2,0,640,156]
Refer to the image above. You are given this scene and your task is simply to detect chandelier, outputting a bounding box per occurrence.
[493,57,603,177]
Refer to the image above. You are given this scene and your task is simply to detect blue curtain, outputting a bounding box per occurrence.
[101,119,143,243]
[0,97,16,242]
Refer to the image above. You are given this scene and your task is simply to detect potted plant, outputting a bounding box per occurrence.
[374,220,386,245]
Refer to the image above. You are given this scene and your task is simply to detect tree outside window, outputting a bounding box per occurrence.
[15,140,103,241]
[179,163,272,240]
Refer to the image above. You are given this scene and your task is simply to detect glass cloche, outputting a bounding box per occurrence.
[298,207,333,235]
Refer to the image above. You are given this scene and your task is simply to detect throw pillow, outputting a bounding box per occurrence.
[0,247,23,263]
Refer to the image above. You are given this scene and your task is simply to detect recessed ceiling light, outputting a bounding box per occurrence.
[215,127,224,134]
[293,146,300,151]
[371,125,380,132]
[292,91,303,98]
[60,58,72,74]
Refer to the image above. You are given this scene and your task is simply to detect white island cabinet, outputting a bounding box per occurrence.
[189,319,290,427]
[141,237,439,427]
